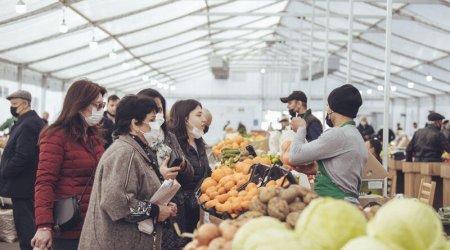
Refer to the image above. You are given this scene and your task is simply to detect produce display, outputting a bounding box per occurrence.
[212,136,249,157]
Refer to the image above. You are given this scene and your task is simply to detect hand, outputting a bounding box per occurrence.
[31,229,52,250]
[160,157,180,180]
[168,202,177,217]
[158,204,173,222]
[291,117,307,132]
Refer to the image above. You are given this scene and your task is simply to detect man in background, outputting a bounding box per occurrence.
[357,116,375,141]
[41,111,49,126]
[102,95,120,149]
[203,108,212,134]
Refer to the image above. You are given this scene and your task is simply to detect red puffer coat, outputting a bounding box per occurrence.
[34,129,104,239]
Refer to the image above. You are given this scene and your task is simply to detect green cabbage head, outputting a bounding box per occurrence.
[295,197,367,250]
[342,236,401,250]
[367,199,444,250]
[232,216,286,250]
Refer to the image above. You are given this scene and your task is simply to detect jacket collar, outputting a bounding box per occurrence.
[299,109,311,119]
[117,134,152,163]
[17,110,36,123]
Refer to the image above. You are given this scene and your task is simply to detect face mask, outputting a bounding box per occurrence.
[10,106,19,117]
[326,113,334,128]
[155,112,165,127]
[142,122,160,145]
[204,125,209,134]
[84,108,103,126]
[188,121,204,139]
[289,109,297,118]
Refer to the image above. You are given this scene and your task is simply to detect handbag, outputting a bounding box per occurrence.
[53,139,97,233]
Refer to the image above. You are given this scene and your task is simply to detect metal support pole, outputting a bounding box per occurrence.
[298,18,303,89]
[382,0,393,198]
[17,65,23,90]
[347,0,354,84]
[323,0,330,125]
[308,0,315,98]
[41,75,47,115]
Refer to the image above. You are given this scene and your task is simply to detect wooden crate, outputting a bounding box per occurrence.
[402,162,422,198]
[420,163,444,210]
[441,164,450,207]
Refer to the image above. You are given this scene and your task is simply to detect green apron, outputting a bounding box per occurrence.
[314,121,359,200]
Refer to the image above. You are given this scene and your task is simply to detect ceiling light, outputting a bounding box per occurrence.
[366,89,372,95]
[426,74,433,82]
[163,84,169,90]
[59,19,68,33]
[408,82,414,88]
[89,36,98,49]
[377,85,383,91]
[150,79,158,86]
[16,0,26,14]
[260,68,266,74]
[391,86,397,92]
[132,70,139,76]
[170,85,176,91]
[121,62,129,69]
[142,75,149,81]
[157,83,164,89]
[109,51,117,59]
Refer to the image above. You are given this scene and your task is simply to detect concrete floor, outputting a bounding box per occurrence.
[0,242,19,250]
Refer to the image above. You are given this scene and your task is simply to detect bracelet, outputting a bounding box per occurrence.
[38,227,52,232]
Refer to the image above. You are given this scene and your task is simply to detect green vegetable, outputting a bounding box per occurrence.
[232,217,286,250]
[295,197,367,250]
[342,237,400,250]
[242,228,295,250]
[367,199,444,250]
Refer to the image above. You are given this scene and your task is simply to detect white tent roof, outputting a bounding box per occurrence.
[1,0,449,98]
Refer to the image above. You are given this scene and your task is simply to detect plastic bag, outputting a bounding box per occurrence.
[0,209,18,243]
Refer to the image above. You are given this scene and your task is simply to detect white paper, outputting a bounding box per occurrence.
[150,179,181,205]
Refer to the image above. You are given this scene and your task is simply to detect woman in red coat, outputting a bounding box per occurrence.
[31,80,106,250]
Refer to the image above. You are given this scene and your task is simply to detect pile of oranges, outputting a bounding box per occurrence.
[199,168,258,218]
[212,136,249,156]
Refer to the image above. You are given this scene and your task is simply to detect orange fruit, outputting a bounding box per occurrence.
[218,187,227,195]
[224,181,236,191]
[209,191,219,199]
[238,191,248,197]
[219,175,234,186]
[200,178,218,193]
[241,200,250,210]
[199,194,210,203]
[228,190,239,197]
[205,199,218,209]
[243,159,253,164]
[223,168,234,175]
[237,179,247,189]
[205,186,217,197]
[212,169,226,182]
[216,194,229,203]
[245,183,257,191]
[266,180,276,187]
[242,164,252,174]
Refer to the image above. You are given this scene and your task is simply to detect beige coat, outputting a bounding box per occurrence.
[78,135,162,250]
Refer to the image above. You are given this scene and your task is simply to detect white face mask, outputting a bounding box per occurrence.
[84,108,103,127]
[155,112,165,127]
[188,121,204,139]
[142,122,160,145]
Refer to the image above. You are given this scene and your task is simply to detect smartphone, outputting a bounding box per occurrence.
[170,158,183,168]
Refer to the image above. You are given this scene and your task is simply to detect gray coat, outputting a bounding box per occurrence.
[78,135,162,250]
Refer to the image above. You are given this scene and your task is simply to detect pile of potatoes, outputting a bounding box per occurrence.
[248,184,318,228]
[183,212,263,250]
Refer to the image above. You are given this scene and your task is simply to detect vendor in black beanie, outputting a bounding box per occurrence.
[289,84,367,202]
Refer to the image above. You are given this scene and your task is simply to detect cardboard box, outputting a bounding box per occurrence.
[363,152,389,181]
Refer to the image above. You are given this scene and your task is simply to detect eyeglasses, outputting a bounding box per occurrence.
[91,102,106,111]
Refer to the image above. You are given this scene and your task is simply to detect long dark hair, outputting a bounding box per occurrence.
[115,95,158,136]
[40,79,106,144]
[137,88,168,135]
[168,99,204,152]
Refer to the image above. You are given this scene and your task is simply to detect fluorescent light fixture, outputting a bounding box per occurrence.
[170,85,176,91]
[109,51,117,59]
[260,68,266,74]
[121,62,129,69]
[16,0,26,14]
[377,85,383,91]
[408,82,414,88]
[366,89,373,95]
[426,75,433,82]
[89,39,98,49]
[59,19,68,33]
[142,75,149,81]
[391,86,397,92]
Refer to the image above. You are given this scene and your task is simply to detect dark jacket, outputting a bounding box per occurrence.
[0,110,45,198]
[300,109,323,142]
[34,129,104,239]
[406,124,450,162]
[102,112,115,149]
[357,124,375,140]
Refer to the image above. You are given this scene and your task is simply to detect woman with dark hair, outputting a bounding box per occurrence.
[78,95,176,250]
[367,138,382,163]
[168,99,211,241]
[137,88,194,249]
[31,80,106,250]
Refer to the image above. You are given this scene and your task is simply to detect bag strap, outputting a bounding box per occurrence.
[77,138,97,204]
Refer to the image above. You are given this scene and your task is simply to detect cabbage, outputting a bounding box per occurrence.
[367,199,444,250]
[341,236,400,250]
[242,228,296,250]
[232,216,287,250]
[295,198,366,250]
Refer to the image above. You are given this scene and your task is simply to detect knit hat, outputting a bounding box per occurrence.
[428,112,445,121]
[327,84,362,118]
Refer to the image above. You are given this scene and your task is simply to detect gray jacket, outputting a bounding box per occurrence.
[78,135,162,250]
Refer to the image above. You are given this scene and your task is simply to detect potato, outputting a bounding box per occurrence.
[219,221,238,241]
[288,184,309,197]
[280,188,298,203]
[249,197,268,215]
[258,186,279,203]
[183,240,198,250]
[267,197,289,221]
[303,192,318,204]
[289,201,306,213]
[237,211,264,220]
[207,237,227,250]
[286,212,301,228]
[195,223,220,246]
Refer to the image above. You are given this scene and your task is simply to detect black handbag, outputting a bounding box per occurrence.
[53,169,95,233]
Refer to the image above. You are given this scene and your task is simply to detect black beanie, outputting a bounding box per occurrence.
[328,84,362,118]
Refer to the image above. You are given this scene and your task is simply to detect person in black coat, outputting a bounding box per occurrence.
[102,94,120,149]
[0,90,45,250]
[357,116,375,141]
